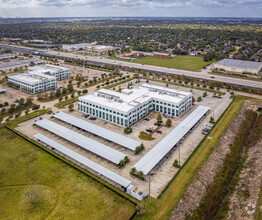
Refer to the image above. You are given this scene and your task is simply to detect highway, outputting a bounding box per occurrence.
[1,43,262,89]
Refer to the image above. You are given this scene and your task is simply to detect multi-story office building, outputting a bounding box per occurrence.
[8,72,56,94]
[78,84,192,127]
[8,64,70,94]
[28,64,70,80]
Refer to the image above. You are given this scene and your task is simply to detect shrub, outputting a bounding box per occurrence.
[166,118,172,127]
[173,159,181,168]
[124,127,132,134]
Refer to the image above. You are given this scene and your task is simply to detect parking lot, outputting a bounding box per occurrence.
[16,79,232,198]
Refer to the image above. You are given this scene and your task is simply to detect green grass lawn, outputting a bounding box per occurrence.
[135,96,262,220]
[109,55,213,72]
[0,126,136,219]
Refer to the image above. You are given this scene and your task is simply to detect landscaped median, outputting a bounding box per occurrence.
[54,96,78,108]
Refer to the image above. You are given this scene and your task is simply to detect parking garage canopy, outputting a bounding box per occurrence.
[34,133,132,188]
[133,105,210,175]
[34,118,126,164]
[52,112,142,151]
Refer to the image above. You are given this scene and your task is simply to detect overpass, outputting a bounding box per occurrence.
[1,43,261,90]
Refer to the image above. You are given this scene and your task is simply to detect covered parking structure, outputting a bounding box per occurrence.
[34,118,127,165]
[52,111,142,151]
[34,133,132,188]
[133,105,210,175]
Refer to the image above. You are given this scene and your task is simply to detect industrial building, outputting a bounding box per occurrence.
[213,59,262,74]
[0,53,16,61]
[8,64,70,94]
[62,42,97,51]
[0,57,43,72]
[78,84,192,127]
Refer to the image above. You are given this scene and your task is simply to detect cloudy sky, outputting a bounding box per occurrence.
[0,0,261,18]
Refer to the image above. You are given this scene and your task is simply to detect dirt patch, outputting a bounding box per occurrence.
[170,101,258,220]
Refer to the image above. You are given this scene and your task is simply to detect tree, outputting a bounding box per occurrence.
[166,118,172,127]
[67,84,73,92]
[59,97,63,102]
[25,109,29,115]
[62,88,67,95]
[71,93,75,98]
[68,103,74,111]
[157,113,163,123]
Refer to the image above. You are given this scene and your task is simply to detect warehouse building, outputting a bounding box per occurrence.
[8,72,56,94]
[0,57,43,72]
[213,59,262,74]
[28,64,70,80]
[78,84,192,127]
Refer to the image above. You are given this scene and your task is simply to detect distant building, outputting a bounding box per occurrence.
[8,64,70,94]
[78,84,192,127]
[0,57,43,72]
[62,42,97,51]
[213,59,262,74]
[0,53,16,61]
[153,52,171,59]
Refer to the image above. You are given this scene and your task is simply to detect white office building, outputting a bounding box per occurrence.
[8,64,70,94]
[28,64,70,80]
[78,84,192,127]
[8,72,56,94]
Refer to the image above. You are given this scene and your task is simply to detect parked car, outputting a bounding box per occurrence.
[156,130,162,134]
[154,122,160,126]
[84,114,89,118]
[202,128,208,132]
[144,118,150,121]
[146,129,153,132]
[202,131,207,135]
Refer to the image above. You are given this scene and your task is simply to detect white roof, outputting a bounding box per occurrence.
[0,87,6,93]
[0,57,42,69]
[29,64,69,75]
[133,105,209,175]
[79,83,191,113]
[216,59,262,70]
[52,112,141,151]
[34,133,131,188]
[9,72,56,85]
[34,118,126,164]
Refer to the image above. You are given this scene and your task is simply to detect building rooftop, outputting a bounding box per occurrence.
[79,83,191,113]
[28,64,68,76]
[0,57,42,69]
[216,59,262,70]
[9,71,56,85]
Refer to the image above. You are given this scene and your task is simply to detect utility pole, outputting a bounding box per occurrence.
[178,144,180,166]
[149,175,151,204]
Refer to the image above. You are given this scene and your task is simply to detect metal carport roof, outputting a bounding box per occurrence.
[133,105,210,175]
[34,118,126,164]
[34,133,131,188]
[52,111,141,151]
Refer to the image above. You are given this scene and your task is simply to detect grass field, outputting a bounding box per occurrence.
[110,55,213,72]
[135,96,255,220]
[0,126,136,219]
